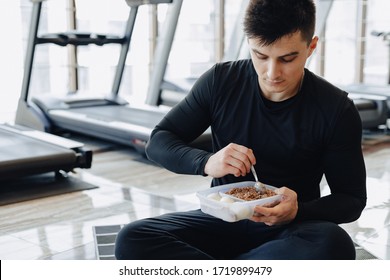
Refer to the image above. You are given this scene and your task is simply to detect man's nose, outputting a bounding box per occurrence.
[267,60,281,80]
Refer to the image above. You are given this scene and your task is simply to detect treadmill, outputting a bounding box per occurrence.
[338,85,389,130]
[15,0,211,154]
[0,123,92,182]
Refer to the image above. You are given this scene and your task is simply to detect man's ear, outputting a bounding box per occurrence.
[308,36,319,57]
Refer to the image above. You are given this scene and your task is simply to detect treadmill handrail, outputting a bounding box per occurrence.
[125,0,172,7]
[145,0,183,105]
[21,1,155,101]
[36,32,125,47]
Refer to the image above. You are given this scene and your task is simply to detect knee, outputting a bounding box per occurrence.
[114,220,149,260]
[317,222,355,260]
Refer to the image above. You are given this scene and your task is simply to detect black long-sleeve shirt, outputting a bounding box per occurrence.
[146,59,367,224]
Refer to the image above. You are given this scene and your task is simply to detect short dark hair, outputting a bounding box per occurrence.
[243,0,316,46]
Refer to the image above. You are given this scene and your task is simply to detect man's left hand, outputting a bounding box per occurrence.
[250,187,298,226]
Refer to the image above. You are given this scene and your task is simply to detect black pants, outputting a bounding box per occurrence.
[115,209,355,260]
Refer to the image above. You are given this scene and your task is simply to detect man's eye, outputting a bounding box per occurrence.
[280,57,296,63]
[257,54,267,60]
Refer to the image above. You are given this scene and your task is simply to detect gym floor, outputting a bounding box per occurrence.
[0,133,389,260]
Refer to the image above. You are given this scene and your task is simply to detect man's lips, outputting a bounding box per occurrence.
[265,79,284,86]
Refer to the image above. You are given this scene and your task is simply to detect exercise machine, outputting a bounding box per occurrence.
[0,123,92,182]
[15,0,211,154]
[347,92,388,130]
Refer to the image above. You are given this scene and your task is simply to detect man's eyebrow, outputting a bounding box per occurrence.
[279,51,299,58]
[253,49,299,58]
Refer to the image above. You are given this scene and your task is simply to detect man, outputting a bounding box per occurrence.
[115,0,366,259]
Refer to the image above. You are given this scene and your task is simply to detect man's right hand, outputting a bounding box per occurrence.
[204,143,256,178]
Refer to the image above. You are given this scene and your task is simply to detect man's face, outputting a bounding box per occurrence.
[248,32,317,101]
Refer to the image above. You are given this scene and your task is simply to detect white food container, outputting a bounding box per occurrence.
[196,181,282,222]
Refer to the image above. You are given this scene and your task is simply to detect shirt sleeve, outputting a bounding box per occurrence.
[145,66,215,175]
[295,98,367,224]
